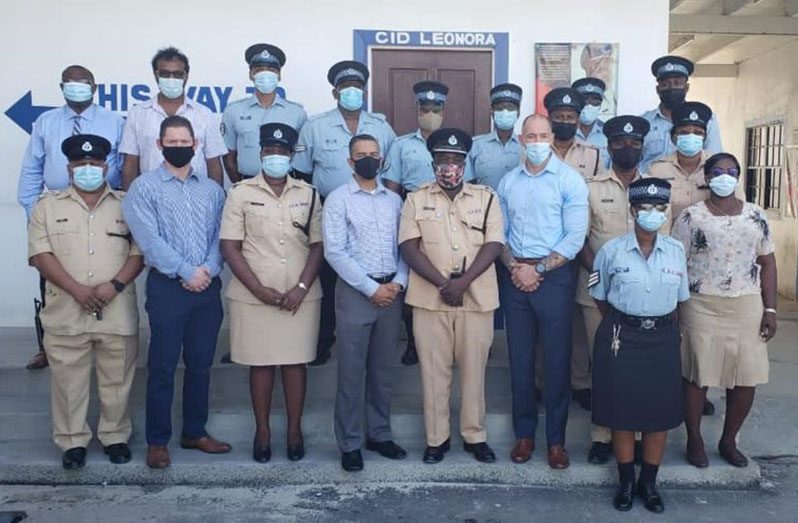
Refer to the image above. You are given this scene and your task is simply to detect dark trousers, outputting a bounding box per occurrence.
[504,262,576,446]
[144,271,223,445]
[317,259,337,353]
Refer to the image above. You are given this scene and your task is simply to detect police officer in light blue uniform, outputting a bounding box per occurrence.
[293,60,396,366]
[468,83,524,190]
[221,43,307,182]
[572,77,609,170]
[590,177,689,514]
[639,56,722,173]
[383,81,473,194]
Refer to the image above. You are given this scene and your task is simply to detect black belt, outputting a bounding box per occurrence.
[614,309,675,330]
[369,273,396,285]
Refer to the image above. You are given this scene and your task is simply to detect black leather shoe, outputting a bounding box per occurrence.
[287,442,305,462]
[463,442,496,463]
[341,449,363,472]
[613,480,635,511]
[703,399,715,416]
[588,441,612,464]
[62,447,87,470]
[252,442,271,463]
[637,482,665,513]
[633,440,643,465]
[104,443,131,464]
[572,388,592,411]
[423,439,450,464]
[220,352,233,364]
[400,343,418,366]
[366,440,407,460]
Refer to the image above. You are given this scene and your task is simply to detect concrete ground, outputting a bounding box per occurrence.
[1,300,797,521]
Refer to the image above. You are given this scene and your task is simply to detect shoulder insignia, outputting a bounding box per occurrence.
[587,271,600,289]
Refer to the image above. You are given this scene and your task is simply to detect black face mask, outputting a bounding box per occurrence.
[551,121,578,141]
[353,156,381,180]
[162,146,195,168]
[610,146,642,170]
[658,88,686,110]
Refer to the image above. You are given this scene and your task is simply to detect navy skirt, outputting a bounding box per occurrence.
[592,314,684,432]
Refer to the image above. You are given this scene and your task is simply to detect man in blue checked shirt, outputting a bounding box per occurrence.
[18,64,124,370]
[322,134,408,473]
[122,115,230,470]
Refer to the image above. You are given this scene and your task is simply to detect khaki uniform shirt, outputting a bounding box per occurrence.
[576,170,671,305]
[220,175,322,304]
[556,138,601,180]
[648,151,709,223]
[398,182,505,312]
[27,185,141,336]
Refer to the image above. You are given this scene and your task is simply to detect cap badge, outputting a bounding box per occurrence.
[689,111,699,121]
[585,85,594,92]
[81,141,92,152]
[563,94,572,104]
[274,129,283,139]
[448,135,458,146]
[665,63,674,71]
[261,50,270,58]
[426,91,435,100]
[647,184,658,195]
[623,122,634,133]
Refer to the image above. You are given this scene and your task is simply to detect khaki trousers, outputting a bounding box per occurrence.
[44,332,138,450]
[413,308,493,447]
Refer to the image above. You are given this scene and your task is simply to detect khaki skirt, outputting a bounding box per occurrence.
[229,298,320,366]
[680,293,769,388]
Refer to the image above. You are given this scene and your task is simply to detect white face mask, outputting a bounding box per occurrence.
[158,77,184,99]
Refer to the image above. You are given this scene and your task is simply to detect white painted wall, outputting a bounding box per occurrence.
[0,0,670,326]
[689,40,798,299]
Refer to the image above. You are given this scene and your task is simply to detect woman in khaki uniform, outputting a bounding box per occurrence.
[220,123,323,464]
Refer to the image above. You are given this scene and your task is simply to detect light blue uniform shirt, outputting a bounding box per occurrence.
[639,108,722,173]
[577,119,610,170]
[221,95,307,178]
[590,231,689,316]
[497,154,589,260]
[382,129,474,192]
[467,131,523,190]
[122,164,226,281]
[18,104,124,218]
[292,108,396,198]
[322,179,408,297]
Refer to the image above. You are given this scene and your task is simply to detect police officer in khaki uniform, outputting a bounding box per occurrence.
[28,134,144,470]
[544,87,602,179]
[399,128,505,464]
[576,116,672,465]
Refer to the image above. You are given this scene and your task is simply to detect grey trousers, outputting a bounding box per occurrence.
[334,279,402,453]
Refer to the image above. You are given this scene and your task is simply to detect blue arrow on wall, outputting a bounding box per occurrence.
[5,92,56,134]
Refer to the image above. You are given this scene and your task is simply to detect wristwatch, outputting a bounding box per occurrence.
[111,279,126,292]
[535,262,547,274]
[297,282,308,291]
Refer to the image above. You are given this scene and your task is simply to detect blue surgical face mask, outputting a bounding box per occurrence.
[525,142,551,166]
[493,109,519,131]
[158,77,185,99]
[62,82,93,103]
[338,86,364,111]
[676,133,704,157]
[253,70,279,94]
[579,104,601,125]
[72,164,105,191]
[636,209,668,232]
[709,173,738,197]
[261,154,291,179]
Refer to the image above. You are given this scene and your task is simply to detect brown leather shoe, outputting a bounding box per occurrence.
[510,438,534,464]
[180,436,232,454]
[147,445,171,469]
[26,350,49,370]
[548,444,570,469]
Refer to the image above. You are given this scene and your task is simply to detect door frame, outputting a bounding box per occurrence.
[353,29,509,111]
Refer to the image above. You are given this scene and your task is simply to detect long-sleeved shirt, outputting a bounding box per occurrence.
[497,152,589,260]
[18,104,124,217]
[322,179,408,297]
[639,107,722,173]
[122,163,225,281]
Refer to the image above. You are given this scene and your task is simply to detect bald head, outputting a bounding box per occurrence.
[519,113,552,144]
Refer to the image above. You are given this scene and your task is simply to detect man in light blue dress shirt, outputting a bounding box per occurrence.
[497,114,588,469]
[322,134,408,472]
[293,60,397,366]
[17,64,124,370]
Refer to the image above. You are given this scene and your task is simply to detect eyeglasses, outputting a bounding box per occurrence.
[156,70,186,79]
[637,203,669,212]
[710,168,739,177]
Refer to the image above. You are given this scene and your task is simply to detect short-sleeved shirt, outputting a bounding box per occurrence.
[119,97,228,177]
[467,131,523,190]
[398,182,505,312]
[382,129,474,192]
[27,185,141,336]
[576,119,610,170]
[555,138,601,180]
[590,232,689,317]
[648,151,711,223]
[220,175,322,303]
[640,108,722,173]
[671,201,774,298]
[291,108,396,198]
[221,95,307,178]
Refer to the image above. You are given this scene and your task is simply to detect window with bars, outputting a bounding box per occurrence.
[745,123,784,210]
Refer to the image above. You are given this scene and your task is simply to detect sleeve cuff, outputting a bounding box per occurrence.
[177,263,196,282]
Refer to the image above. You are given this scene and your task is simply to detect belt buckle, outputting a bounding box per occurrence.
[641,318,656,330]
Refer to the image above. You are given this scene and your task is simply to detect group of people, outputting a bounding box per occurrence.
[19,44,779,514]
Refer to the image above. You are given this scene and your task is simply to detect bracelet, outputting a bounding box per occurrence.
[764,308,777,315]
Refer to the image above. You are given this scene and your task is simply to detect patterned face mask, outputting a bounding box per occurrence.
[434,163,465,189]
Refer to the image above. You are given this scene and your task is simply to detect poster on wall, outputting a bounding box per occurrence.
[534,43,619,119]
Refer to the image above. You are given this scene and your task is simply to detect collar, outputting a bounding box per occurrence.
[158,162,199,182]
[144,95,196,116]
[64,103,97,121]
[58,183,116,209]
[428,181,475,198]
[597,168,643,186]
[249,94,286,109]
[488,129,520,144]
[668,150,709,171]
[331,107,363,129]
[250,173,301,197]
[625,231,666,254]
[522,152,562,177]
[347,177,387,194]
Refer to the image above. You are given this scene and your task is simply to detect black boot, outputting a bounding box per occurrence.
[637,461,665,513]
[613,462,635,511]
